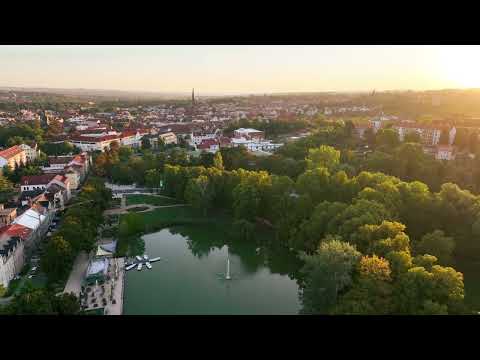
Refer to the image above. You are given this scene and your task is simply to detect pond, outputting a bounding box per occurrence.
[123,226,303,315]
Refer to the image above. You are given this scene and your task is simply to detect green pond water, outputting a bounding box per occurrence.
[123,226,303,315]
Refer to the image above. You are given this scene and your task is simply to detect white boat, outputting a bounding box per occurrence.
[143,254,149,260]
[149,257,161,262]
[146,262,152,269]
[125,264,136,271]
[137,263,143,271]
[136,255,142,261]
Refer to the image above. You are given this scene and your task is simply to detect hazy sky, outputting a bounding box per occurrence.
[1,45,480,94]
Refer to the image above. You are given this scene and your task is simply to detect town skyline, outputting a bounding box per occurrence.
[2,45,480,94]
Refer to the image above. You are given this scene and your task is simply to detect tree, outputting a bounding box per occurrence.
[118,212,144,239]
[358,255,392,282]
[297,201,348,252]
[299,239,361,314]
[376,128,400,150]
[385,250,413,278]
[213,151,224,170]
[53,293,80,315]
[185,175,214,216]
[0,174,14,203]
[141,137,151,149]
[417,230,455,265]
[305,145,340,171]
[334,276,394,315]
[233,219,255,241]
[41,235,73,282]
[413,254,438,271]
[7,289,56,315]
[393,265,464,314]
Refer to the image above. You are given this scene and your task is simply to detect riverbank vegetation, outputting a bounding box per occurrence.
[159,150,476,314]
[92,120,480,314]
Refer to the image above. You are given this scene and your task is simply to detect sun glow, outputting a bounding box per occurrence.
[439,46,480,88]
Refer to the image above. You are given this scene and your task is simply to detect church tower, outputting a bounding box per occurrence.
[192,88,195,106]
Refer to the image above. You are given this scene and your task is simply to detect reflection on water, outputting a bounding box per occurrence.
[123,225,302,315]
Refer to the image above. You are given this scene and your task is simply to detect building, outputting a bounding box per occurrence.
[0,145,27,170]
[19,143,41,162]
[20,174,57,193]
[159,132,178,145]
[20,174,71,201]
[393,122,456,146]
[234,128,265,141]
[190,131,218,146]
[197,139,220,153]
[0,224,30,288]
[68,130,146,152]
[230,137,283,152]
[436,145,456,161]
[0,204,16,226]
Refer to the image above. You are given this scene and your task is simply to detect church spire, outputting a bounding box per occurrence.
[192,88,195,106]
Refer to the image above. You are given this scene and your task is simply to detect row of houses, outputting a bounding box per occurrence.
[0,153,90,289]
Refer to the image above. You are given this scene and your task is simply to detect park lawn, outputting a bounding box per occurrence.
[126,194,179,207]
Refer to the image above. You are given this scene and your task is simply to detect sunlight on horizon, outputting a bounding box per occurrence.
[0,45,480,93]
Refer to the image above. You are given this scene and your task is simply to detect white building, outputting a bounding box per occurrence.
[0,225,29,289]
[231,138,283,152]
[190,130,219,146]
[234,128,264,141]
[19,143,41,162]
[436,145,455,161]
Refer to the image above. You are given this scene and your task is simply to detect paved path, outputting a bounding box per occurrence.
[104,257,124,315]
[63,251,90,297]
[103,203,187,216]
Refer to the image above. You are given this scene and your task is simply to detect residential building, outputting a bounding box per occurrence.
[436,145,456,161]
[0,224,30,288]
[231,137,283,152]
[19,143,41,162]
[393,122,456,146]
[0,145,27,170]
[159,132,178,145]
[234,128,265,141]
[190,130,218,146]
[0,205,16,226]
[197,139,220,153]
[20,174,57,192]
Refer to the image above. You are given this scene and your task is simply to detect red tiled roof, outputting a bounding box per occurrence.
[0,145,24,160]
[121,130,139,137]
[0,224,32,240]
[69,134,120,142]
[21,174,56,186]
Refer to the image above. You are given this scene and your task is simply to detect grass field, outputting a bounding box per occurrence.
[125,194,179,207]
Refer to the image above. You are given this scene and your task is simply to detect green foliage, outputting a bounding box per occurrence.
[305,145,340,171]
[213,151,224,170]
[3,288,79,315]
[299,239,362,314]
[40,142,80,156]
[417,230,455,265]
[185,175,215,216]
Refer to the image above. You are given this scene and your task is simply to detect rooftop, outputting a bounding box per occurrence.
[0,145,24,160]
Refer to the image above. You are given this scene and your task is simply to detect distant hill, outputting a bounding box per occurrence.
[0,86,193,100]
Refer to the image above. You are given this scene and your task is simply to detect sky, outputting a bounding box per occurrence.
[1,45,480,94]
